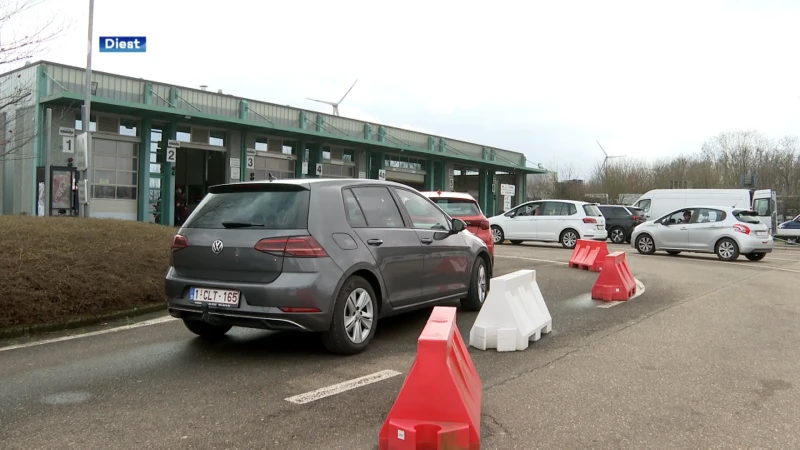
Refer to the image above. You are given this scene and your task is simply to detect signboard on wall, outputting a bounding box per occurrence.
[500,184,516,196]
[358,171,366,179]
[229,157,240,168]
[378,169,386,181]
[503,195,511,211]
[58,127,74,137]
[301,161,308,175]
[167,139,181,148]
[74,132,89,171]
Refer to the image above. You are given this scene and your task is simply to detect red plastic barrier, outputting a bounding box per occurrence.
[591,251,637,301]
[568,239,610,272]
[379,306,482,450]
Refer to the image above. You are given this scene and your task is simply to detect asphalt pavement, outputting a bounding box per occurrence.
[2,243,800,449]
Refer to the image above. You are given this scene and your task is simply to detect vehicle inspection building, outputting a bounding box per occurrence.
[0,61,544,225]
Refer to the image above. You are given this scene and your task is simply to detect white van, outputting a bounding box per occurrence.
[631,189,777,232]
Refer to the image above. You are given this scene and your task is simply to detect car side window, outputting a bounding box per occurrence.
[342,189,367,228]
[696,208,726,223]
[568,203,577,215]
[635,199,651,213]
[350,187,405,228]
[542,202,566,216]
[516,203,540,216]
[393,188,450,231]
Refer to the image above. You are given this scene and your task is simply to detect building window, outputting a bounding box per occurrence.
[387,154,424,172]
[74,114,97,132]
[209,130,225,147]
[91,139,138,200]
[150,128,163,173]
[343,149,355,162]
[119,118,139,136]
[176,125,191,142]
[281,141,295,156]
[255,137,268,152]
[247,155,295,181]
[323,146,331,161]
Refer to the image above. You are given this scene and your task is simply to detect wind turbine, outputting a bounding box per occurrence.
[306,79,359,116]
[596,140,626,167]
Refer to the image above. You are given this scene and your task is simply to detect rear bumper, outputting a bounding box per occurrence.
[581,229,608,241]
[165,264,343,332]
[739,238,774,254]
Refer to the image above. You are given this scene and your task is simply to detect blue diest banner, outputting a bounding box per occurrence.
[99,36,147,53]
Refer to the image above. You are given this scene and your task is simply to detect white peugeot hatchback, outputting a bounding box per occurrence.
[488,200,608,249]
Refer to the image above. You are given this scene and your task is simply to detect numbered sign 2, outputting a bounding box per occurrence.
[62,136,74,154]
[246,155,255,169]
[166,147,177,163]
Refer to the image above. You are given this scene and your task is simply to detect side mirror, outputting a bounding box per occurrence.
[451,218,466,233]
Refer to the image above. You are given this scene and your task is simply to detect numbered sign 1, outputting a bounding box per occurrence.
[62,136,74,154]
[315,163,323,176]
[166,146,177,163]
[246,155,255,169]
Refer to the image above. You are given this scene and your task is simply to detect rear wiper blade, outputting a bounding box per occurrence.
[220,221,264,228]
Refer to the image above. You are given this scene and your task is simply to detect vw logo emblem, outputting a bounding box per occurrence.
[211,240,224,254]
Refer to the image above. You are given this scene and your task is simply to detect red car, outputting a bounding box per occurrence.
[421,190,495,257]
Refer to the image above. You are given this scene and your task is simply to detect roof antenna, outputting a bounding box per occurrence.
[268,173,276,182]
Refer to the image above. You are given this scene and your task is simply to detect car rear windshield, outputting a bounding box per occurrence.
[733,210,762,225]
[628,207,644,216]
[431,198,482,217]
[183,185,310,229]
[583,204,603,217]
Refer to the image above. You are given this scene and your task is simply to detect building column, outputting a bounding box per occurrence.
[486,170,496,216]
[432,160,446,190]
[239,130,247,182]
[368,150,385,179]
[307,142,323,178]
[161,123,176,226]
[478,168,489,214]
[424,159,435,190]
[137,118,152,221]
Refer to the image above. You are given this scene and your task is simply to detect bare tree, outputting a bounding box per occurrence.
[0,0,65,159]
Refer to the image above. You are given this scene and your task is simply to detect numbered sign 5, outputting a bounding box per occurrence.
[246,155,255,169]
[62,136,74,154]
[166,147,177,163]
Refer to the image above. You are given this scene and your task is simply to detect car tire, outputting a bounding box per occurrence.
[560,229,579,249]
[745,252,766,261]
[491,225,505,245]
[666,250,681,256]
[461,257,489,311]
[321,276,378,355]
[635,234,656,255]
[510,240,523,245]
[609,227,626,244]
[715,238,740,261]
[183,319,231,340]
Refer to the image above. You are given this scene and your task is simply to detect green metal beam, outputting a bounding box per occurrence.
[138,118,152,221]
[162,123,176,226]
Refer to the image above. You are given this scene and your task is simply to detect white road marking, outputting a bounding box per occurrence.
[284,370,403,405]
[0,316,177,353]
[597,278,646,308]
[494,254,568,265]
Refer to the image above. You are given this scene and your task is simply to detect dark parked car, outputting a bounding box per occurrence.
[598,205,645,244]
[165,178,492,355]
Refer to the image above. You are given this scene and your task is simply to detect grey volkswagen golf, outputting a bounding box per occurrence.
[165,178,493,354]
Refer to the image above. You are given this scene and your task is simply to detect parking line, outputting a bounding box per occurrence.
[0,316,177,353]
[493,255,569,265]
[623,252,800,274]
[284,370,403,405]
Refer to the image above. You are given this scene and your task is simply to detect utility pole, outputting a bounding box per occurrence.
[81,0,95,217]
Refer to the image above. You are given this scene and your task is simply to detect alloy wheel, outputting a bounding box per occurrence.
[478,264,487,303]
[491,228,503,244]
[562,231,577,248]
[611,228,625,243]
[638,236,654,253]
[344,288,374,344]
[718,241,735,259]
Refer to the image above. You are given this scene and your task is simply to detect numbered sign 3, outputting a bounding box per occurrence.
[166,146,177,163]
[246,155,255,169]
[62,136,74,154]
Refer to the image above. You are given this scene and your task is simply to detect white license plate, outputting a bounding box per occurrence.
[597,225,605,230]
[756,231,767,237]
[190,287,240,307]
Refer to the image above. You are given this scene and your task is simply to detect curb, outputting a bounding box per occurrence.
[0,303,168,340]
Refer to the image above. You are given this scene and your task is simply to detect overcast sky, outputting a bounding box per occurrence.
[12,0,800,177]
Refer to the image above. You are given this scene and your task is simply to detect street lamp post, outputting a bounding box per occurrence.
[81,0,94,217]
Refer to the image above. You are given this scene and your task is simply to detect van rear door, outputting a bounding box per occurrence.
[752,189,777,233]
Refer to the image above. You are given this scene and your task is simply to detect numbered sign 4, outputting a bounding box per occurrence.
[246,155,255,169]
[315,163,323,176]
[166,146,177,163]
[62,136,74,154]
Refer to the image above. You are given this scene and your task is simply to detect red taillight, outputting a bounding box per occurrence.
[171,235,189,251]
[631,215,640,221]
[254,236,329,258]
[733,224,751,235]
[583,217,597,224]
[479,220,490,230]
[279,307,322,313]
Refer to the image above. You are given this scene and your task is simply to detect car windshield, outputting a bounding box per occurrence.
[183,185,310,229]
[733,210,762,225]
[430,198,482,217]
[583,204,603,217]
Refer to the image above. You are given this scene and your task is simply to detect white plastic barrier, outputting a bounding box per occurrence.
[469,269,553,352]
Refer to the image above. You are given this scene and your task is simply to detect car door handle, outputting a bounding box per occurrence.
[366,239,383,246]
[420,238,433,244]
[680,227,687,230]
